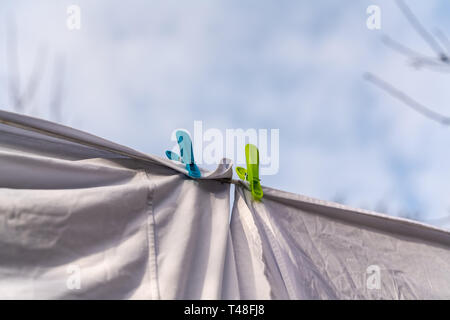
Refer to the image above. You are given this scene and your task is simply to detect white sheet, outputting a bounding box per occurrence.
[0,111,234,299]
[2,110,450,300]
[230,184,450,299]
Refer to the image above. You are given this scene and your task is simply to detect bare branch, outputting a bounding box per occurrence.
[49,54,66,123]
[395,0,448,61]
[409,56,450,73]
[381,35,450,72]
[364,72,450,125]
[382,35,450,74]
[22,45,49,112]
[6,18,22,111]
[5,16,50,115]
[433,29,450,56]
[382,35,426,60]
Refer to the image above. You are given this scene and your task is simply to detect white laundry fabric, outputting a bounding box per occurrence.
[230,184,450,299]
[0,110,236,299]
[2,110,450,300]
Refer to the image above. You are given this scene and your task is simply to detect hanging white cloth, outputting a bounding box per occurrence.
[2,110,450,300]
[230,184,450,299]
[0,111,235,299]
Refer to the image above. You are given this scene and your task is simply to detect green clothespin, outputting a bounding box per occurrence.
[236,144,263,201]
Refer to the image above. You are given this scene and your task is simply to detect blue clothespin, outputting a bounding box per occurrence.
[166,130,201,179]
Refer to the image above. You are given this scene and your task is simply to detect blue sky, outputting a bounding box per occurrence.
[1,0,450,227]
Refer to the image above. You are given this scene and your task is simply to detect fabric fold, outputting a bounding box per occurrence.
[0,112,233,299]
[2,111,450,300]
[0,110,233,180]
[230,184,450,299]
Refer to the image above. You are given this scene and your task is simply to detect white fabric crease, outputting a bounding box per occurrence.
[1,111,450,300]
[230,184,450,299]
[0,111,235,299]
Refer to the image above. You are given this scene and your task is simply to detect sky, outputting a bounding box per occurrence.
[1,0,450,228]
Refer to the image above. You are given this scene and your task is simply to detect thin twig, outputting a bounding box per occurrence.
[434,29,450,56]
[6,18,22,111]
[382,35,426,60]
[364,72,450,125]
[381,35,450,71]
[22,45,49,113]
[6,17,49,114]
[49,54,66,123]
[395,0,448,61]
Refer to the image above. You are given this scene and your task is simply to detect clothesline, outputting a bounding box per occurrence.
[0,112,243,186]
